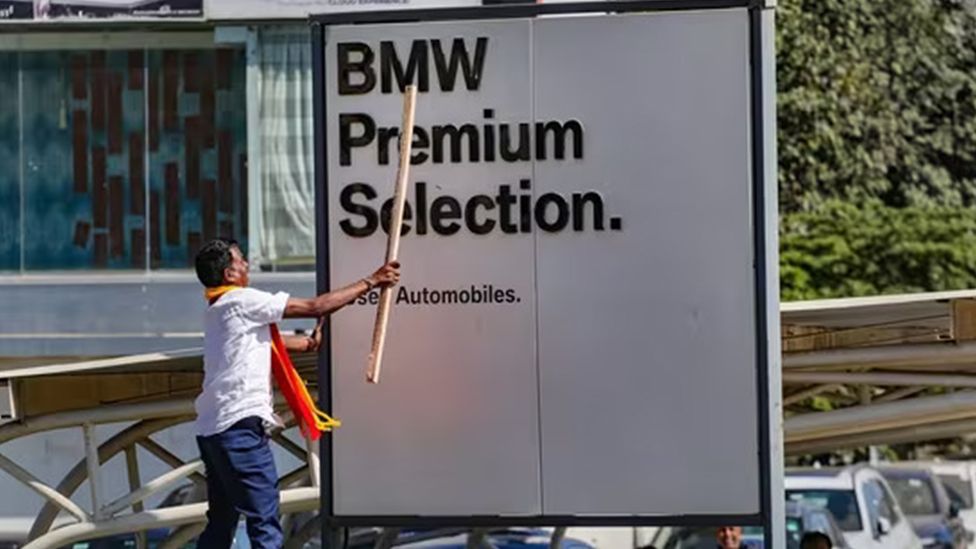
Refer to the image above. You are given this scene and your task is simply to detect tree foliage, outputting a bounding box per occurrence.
[778,0,976,211]
[780,200,976,300]
[776,0,976,299]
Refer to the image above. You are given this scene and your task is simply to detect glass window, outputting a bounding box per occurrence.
[22,50,146,269]
[805,510,833,534]
[787,489,863,531]
[887,477,938,516]
[250,26,315,270]
[147,48,248,268]
[939,473,974,509]
[0,44,247,272]
[0,52,19,272]
[863,479,901,536]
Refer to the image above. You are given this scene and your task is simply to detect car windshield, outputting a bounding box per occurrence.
[887,477,938,516]
[938,473,974,509]
[786,489,862,532]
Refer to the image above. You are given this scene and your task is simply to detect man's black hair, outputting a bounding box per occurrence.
[800,531,832,549]
[195,238,239,288]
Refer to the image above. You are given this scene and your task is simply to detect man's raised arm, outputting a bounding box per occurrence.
[283,261,400,319]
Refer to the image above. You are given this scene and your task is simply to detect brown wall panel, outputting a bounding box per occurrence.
[187,231,201,266]
[71,54,87,100]
[183,52,199,93]
[107,73,123,154]
[150,190,161,265]
[216,49,232,91]
[129,133,145,215]
[132,228,146,269]
[184,116,200,199]
[202,179,216,242]
[218,131,233,213]
[73,110,88,193]
[163,51,179,132]
[165,163,180,246]
[91,51,106,132]
[128,50,144,90]
[200,61,215,149]
[148,68,159,152]
[94,233,108,267]
[219,220,234,240]
[92,147,107,228]
[73,221,91,249]
[109,176,124,258]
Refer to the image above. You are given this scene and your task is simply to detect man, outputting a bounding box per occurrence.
[799,531,832,549]
[193,238,399,548]
[716,526,749,549]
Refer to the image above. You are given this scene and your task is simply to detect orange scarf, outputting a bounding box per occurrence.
[205,285,340,440]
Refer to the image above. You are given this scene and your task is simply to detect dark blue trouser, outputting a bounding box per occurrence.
[197,416,283,549]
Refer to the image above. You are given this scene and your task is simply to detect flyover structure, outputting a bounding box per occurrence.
[4,289,976,546]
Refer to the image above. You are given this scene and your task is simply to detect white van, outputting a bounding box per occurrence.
[786,465,922,549]
[921,460,976,541]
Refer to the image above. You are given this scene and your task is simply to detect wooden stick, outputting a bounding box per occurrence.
[366,85,417,384]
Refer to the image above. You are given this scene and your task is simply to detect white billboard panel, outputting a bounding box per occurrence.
[321,6,770,520]
[208,0,479,20]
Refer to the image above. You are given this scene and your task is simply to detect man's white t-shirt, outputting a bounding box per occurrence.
[195,287,290,436]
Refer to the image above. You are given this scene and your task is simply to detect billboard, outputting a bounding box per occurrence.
[315,0,779,526]
[0,0,201,20]
[207,0,480,21]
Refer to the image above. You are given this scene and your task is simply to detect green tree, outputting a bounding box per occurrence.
[777,0,976,212]
[780,200,976,300]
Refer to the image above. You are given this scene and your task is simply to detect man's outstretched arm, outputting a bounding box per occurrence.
[283,261,400,319]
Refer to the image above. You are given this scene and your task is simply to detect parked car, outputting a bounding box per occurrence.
[785,465,923,549]
[646,501,848,549]
[784,500,852,548]
[920,461,976,542]
[647,525,764,549]
[880,466,969,549]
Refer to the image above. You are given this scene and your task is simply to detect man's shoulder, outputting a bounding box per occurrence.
[224,287,277,303]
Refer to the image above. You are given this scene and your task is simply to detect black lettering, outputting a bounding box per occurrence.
[536,193,570,232]
[494,289,505,302]
[519,179,532,233]
[431,37,487,92]
[496,184,518,233]
[431,196,462,235]
[377,126,398,166]
[464,195,496,235]
[500,123,530,162]
[370,291,380,304]
[412,127,430,165]
[380,197,413,236]
[380,40,429,93]
[339,113,375,167]
[396,286,410,304]
[415,181,428,235]
[431,124,479,163]
[483,109,495,162]
[337,42,375,95]
[535,120,584,160]
[339,183,378,237]
[505,289,517,303]
[572,192,605,231]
